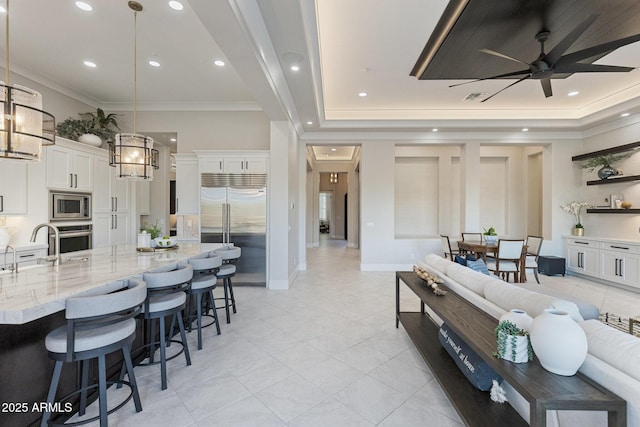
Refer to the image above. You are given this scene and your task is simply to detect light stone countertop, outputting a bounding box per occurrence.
[0,243,221,325]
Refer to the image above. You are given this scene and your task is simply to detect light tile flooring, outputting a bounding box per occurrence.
[71,238,640,426]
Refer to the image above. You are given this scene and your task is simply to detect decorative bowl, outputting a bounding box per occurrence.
[153,237,177,248]
[484,235,498,244]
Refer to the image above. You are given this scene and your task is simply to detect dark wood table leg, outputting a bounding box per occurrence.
[395,274,400,328]
[608,407,626,427]
[530,403,547,427]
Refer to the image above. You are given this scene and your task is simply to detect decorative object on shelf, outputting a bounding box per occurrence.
[140,221,162,239]
[493,320,533,363]
[609,194,624,209]
[153,236,177,248]
[56,108,120,146]
[0,226,10,247]
[500,309,533,332]
[137,231,151,248]
[413,265,448,295]
[483,227,498,244]
[0,0,55,161]
[109,1,159,181]
[581,153,632,180]
[621,201,633,209]
[530,309,588,376]
[560,201,593,235]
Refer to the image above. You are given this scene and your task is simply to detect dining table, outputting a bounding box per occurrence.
[456,240,528,283]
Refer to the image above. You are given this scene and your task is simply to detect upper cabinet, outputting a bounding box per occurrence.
[175,154,199,214]
[0,162,27,215]
[46,139,95,191]
[199,156,267,174]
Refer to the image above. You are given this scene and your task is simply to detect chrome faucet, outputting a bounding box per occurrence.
[30,223,61,266]
[3,245,17,273]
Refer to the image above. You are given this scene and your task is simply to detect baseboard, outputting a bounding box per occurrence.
[348,242,359,248]
[289,268,299,284]
[360,263,413,272]
[298,262,307,271]
[268,279,289,290]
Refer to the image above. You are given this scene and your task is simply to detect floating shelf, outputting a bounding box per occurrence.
[586,175,640,185]
[587,208,640,214]
[572,141,640,162]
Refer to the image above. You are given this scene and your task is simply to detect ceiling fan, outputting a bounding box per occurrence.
[450,14,640,102]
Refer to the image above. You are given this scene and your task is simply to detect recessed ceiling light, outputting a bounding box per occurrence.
[83,61,97,68]
[358,92,368,97]
[75,1,93,11]
[331,148,337,152]
[621,113,630,117]
[522,128,529,132]
[306,121,313,125]
[168,1,184,11]
[214,60,225,67]
[568,91,579,96]
[290,65,300,72]
[148,60,161,67]
[0,6,6,13]
[170,138,177,142]
[432,128,438,132]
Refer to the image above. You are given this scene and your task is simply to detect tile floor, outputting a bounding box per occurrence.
[69,239,640,426]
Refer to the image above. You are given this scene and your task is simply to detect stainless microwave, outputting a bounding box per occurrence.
[50,191,92,221]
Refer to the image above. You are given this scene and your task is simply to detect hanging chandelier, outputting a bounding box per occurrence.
[0,0,55,161]
[329,172,338,184]
[109,1,158,180]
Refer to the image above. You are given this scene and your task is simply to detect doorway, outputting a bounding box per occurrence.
[319,191,333,237]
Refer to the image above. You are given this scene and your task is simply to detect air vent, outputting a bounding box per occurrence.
[463,92,488,102]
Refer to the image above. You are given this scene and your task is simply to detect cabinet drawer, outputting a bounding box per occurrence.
[602,243,640,254]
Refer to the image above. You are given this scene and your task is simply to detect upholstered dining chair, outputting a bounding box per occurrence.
[486,239,525,282]
[525,235,544,284]
[440,235,460,261]
[462,232,483,243]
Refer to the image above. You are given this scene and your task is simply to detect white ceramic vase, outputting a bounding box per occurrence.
[499,309,533,332]
[530,308,588,376]
[78,133,102,147]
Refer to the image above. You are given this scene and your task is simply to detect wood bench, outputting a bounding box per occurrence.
[395,271,627,427]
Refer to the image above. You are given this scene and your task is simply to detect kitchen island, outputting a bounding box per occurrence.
[0,243,220,426]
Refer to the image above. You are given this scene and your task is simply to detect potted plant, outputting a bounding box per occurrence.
[140,222,162,240]
[56,108,120,147]
[82,108,120,143]
[483,227,498,244]
[581,153,632,180]
[560,201,594,236]
[493,320,533,363]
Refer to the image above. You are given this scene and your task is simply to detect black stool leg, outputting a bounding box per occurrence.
[149,318,157,363]
[98,354,108,426]
[122,345,142,412]
[208,290,221,335]
[41,361,63,427]
[222,278,231,324]
[228,276,236,314]
[176,311,192,366]
[158,316,168,390]
[79,359,90,415]
[196,293,203,350]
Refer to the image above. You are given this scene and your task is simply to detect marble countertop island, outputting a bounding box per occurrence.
[0,243,220,324]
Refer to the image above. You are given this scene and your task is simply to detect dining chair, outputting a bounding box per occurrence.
[462,232,483,243]
[486,239,525,282]
[524,235,544,284]
[440,235,460,261]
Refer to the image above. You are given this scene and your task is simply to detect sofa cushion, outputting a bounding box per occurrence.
[446,263,489,296]
[424,253,450,274]
[484,280,556,318]
[580,319,640,383]
[454,255,467,266]
[438,323,503,391]
[518,282,598,320]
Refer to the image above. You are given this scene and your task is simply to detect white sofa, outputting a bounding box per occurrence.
[419,254,640,427]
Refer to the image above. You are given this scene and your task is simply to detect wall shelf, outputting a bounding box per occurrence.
[586,175,640,185]
[572,141,640,161]
[587,208,640,214]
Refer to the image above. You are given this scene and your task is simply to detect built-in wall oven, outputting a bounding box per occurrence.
[50,191,92,221]
[49,224,93,255]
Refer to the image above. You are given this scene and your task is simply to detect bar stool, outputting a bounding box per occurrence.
[186,253,222,350]
[41,279,146,427]
[213,246,241,324]
[139,262,193,390]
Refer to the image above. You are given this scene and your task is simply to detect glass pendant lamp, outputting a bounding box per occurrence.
[0,0,55,161]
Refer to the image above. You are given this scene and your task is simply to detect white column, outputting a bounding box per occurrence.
[268,121,290,289]
[462,142,481,232]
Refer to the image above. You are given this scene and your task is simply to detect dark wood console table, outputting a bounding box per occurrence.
[395,271,627,427]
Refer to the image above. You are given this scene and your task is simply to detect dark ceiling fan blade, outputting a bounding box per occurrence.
[481,76,531,102]
[540,78,552,98]
[554,63,636,73]
[448,69,530,88]
[555,33,640,67]
[479,48,528,65]
[545,14,598,66]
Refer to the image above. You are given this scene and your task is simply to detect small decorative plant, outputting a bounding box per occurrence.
[560,201,594,229]
[56,108,120,143]
[581,153,631,172]
[483,227,497,236]
[140,222,162,239]
[493,320,533,363]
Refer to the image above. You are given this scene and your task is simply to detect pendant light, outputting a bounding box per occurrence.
[0,0,56,161]
[109,1,158,180]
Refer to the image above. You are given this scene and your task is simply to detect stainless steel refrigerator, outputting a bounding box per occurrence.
[200,173,267,286]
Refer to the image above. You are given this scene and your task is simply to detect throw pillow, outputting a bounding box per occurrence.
[438,323,503,391]
[454,255,467,266]
[467,258,489,275]
[465,254,477,261]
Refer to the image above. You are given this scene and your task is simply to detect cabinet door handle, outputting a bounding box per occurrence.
[19,253,36,259]
[245,160,248,170]
[0,195,3,212]
[115,197,118,212]
[611,245,629,250]
[619,259,624,277]
[614,258,619,276]
[578,252,583,268]
[69,173,73,188]
[219,160,222,170]
[74,174,78,188]
[115,214,118,229]
[575,241,589,245]
[176,198,179,213]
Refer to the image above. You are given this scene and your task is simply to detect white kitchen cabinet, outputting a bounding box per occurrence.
[46,143,94,191]
[197,153,268,174]
[92,154,131,248]
[175,155,199,214]
[199,157,224,173]
[600,243,640,289]
[0,162,27,214]
[223,157,267,173]
[566,239,600,277]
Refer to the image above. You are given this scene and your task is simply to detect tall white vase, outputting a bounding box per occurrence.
[530,309,588,376]
[0,227,10,248]
[499,309,533,332]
